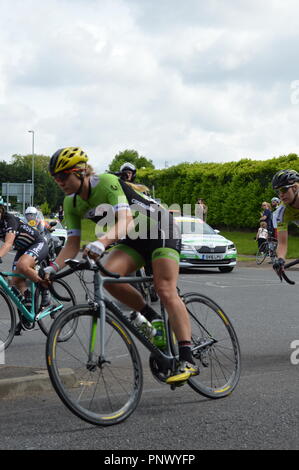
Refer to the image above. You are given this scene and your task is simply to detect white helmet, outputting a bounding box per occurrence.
[25,206,38,215]
[120,162,136,172]
[271,197,280,204]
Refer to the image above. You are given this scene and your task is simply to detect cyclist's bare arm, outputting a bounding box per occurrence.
[55,235,81,269]
[0,232,15,258]
[276,230,288,259]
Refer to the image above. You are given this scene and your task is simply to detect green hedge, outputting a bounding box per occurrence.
[138,153,299,230]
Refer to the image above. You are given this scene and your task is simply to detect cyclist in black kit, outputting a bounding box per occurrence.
[0,204,49,333]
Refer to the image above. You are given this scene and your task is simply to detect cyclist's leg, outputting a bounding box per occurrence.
[15,241,49,288]
[103,244,148,312]
[151,247,199,382]
[152,249,190,341]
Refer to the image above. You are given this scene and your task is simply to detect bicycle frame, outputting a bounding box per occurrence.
[54,257,217,373]
[88,270,177,371]
[0,271,65,323]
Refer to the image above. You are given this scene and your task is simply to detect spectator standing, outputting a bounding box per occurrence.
[260,201,273,236]
[58,205,64,223]
[195,198,208,221]
[271,197,280,239]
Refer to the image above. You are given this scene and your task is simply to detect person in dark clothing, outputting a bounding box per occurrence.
[0,205,49,334]
[260,201,274,236]
[58,205,64,223]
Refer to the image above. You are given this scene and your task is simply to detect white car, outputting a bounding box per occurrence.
[175,216,237,272]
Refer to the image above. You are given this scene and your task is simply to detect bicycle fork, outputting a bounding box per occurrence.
[86,272,110,371]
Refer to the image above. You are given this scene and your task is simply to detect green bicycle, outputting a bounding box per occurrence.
[0,266,77,349]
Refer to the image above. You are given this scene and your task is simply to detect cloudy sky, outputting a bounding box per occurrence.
[1,0,299,172]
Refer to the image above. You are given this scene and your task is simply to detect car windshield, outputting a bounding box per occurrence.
[54,221,63,229]
[45,220,64,230]
[176,218,216,235]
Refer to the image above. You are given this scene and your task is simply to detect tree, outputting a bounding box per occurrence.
[0,154,64,212]
[108,149,155,173]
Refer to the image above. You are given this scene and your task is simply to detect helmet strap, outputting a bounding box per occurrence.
[72,171,91,207]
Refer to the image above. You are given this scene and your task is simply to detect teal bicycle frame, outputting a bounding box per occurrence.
[0,271,64,323]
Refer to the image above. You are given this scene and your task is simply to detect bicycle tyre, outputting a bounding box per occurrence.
[256,242,268,265]
[0,289,17,349]
[35,279,77,340]
[46,304,143,426]
[181,293,241,399]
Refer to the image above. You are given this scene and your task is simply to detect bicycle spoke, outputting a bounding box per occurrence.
[46,306,143,426]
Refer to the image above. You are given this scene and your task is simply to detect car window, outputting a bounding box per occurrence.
[54,221,63,229]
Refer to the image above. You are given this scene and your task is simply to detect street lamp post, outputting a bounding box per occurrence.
[28,130,35,206]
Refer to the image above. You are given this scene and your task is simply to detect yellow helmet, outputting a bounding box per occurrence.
[49,147,88,175]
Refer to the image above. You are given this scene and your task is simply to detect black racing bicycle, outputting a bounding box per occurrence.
[256,237,277,265]
[46,257,241,426]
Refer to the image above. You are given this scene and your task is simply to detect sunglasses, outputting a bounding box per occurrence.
[53,169,76,182]
[276,184,294,194]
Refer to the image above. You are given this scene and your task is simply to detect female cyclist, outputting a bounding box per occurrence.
[44,147,199,384]
[0,204,49,333]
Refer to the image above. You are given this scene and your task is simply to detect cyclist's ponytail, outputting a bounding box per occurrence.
[125,181,150,194]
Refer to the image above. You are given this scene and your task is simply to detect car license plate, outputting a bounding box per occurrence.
[202,254,223,260]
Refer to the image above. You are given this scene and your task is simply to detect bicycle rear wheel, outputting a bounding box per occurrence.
[0,289,16,349]
[35,279,77,340]
[182,293,241,398]
[46,305,143,426]
[256,242,268,265]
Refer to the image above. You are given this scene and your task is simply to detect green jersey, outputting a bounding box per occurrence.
[64,174,129,237]
[63,173,181,266]
[276,203,299,232]
[64,173,178,238]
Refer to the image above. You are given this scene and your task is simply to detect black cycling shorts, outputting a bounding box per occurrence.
[12,240,49,270]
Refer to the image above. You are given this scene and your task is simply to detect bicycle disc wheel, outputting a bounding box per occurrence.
[0,289,16,349]
[182,293,241,398]
[46,305,143,426]
[35,279,77,340]
[256,242,268,265]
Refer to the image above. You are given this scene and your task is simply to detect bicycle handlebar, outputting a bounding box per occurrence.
[52,256,121,281]
[278,258,299,285]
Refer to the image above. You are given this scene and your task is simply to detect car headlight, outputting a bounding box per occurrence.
[227,244,236,250]
[181,244,194,251]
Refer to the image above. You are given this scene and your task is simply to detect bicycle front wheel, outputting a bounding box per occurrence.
[46,305,143,426]
[35,279,77,340]
[182,293,241,398]
[0,289,16,349]
[256,242,268,265]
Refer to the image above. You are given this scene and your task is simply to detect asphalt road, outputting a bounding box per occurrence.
[1,255,299,451]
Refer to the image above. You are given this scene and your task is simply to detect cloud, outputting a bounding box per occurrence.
[0,0,299,172]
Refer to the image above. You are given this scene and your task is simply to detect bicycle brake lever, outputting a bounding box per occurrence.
[65,258,91,271]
